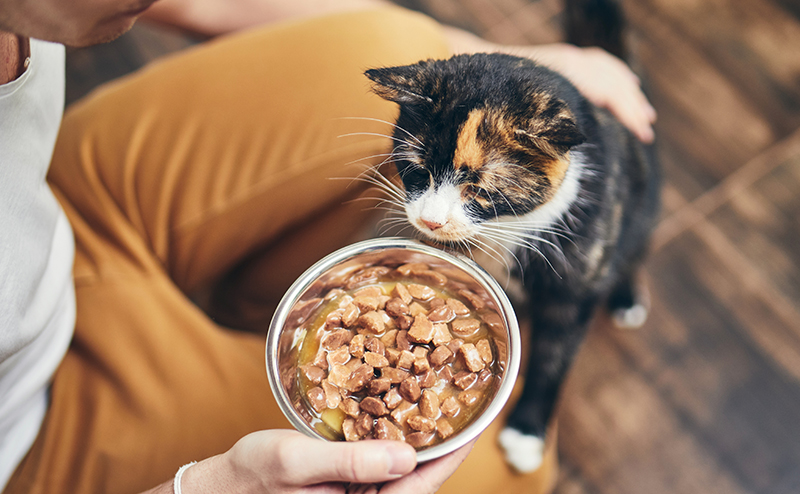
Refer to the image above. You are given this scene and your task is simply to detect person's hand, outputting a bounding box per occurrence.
[444,27,657,144]
[518,43,657,143]
[173,429,476,493]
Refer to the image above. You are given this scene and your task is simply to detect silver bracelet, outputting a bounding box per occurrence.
[173,461,197,494]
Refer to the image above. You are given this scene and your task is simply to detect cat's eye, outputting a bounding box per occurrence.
[399,163,429,183]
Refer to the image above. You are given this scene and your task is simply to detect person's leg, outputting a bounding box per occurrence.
[54,8,450,297]
[7,9,450,493]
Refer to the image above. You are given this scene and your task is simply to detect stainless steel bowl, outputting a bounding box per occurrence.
[266,237,521,462]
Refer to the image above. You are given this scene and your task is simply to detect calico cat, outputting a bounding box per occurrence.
[363,1,660,473]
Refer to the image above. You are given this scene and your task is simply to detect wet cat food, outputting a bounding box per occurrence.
[294,262,506,450]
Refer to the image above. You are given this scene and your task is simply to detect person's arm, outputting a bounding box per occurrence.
[138,429,475,494]
[0,31,30,85]
[140,0,392,37]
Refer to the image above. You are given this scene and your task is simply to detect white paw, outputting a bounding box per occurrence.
[612,303,648,329]
[498,427,545,473]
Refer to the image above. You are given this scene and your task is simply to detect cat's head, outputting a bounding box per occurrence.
[365,53,586,245]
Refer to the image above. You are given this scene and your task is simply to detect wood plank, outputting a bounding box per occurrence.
[625,0,776,186]
[638,0,800,136]
[480,0,563,45]
[558,225,800,493]
[392,0,488,33]
[709,154,800,302]
[652,126,800,250]
[559,319,752,494]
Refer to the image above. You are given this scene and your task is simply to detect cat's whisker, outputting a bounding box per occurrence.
[338,116,426,149]
[370,197,405,209]
[481,221,575,245]
[343,196,406,216]
[372,173,407,201]
[487,231,557,258]
[343,179,405,205]
[343,172,407,204]
[378,222,415,238]
[484,225,570,242]
[330,156,396,189]
[356,153,410,173]
[483,221,563,232]
[378,215,408,226]
[377,221,410,235]
[468,236,522,288]
[474,226,563,278]
[481,226,566,263]
[470,236,511,272]
[372,200,407,213]
[337,132,423,151]
[478,172,522,220]
[384,220,408,228]
[395,158,428,180]
[478,183,503,222]
[339,152,418,171]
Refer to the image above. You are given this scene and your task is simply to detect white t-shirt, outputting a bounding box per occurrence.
[0,39,76,490]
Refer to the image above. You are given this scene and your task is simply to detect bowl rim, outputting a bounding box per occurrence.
[265,237,521,462]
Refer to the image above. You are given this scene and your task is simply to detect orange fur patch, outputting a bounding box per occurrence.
[452,103,573,207]
[453,109,489,172]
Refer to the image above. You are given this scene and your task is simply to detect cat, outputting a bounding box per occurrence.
[363,0,660,473]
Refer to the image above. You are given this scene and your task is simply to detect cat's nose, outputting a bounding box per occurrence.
[421,219,445,231]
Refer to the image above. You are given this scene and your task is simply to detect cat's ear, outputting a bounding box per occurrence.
[515,99,586,157]
[365,65,432,105]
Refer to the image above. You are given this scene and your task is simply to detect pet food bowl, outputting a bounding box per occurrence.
[266,237,520,462]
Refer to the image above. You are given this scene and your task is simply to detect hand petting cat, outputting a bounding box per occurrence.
[443,26,657,144]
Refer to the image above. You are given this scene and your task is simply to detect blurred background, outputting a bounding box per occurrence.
[64,1,800,492]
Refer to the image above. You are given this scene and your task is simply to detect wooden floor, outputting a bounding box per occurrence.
[65,1,800,493]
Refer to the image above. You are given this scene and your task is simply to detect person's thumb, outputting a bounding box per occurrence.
[272,432,417,485]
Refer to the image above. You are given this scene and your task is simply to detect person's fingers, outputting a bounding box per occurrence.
[643,94,658,123]
[575,48,657,143]
[613,93,655,143]
[272,433,417,486]
[594,80,655,143]
[378,437,478,494]
[615,102,654,144]
[627,89,656,143]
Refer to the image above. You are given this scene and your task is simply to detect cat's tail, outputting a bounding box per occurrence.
[564,0,628,60]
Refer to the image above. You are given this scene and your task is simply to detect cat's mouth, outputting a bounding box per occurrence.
[412,217,474,244]
[405,187,477,243]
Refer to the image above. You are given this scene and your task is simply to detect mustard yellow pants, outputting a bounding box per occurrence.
[7,9,556,493]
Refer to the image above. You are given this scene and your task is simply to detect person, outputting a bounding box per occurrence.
[0,0,656,492]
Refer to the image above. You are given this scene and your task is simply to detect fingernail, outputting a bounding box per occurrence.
[387,445,416,476]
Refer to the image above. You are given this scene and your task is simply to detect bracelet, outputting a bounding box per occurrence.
[173,461,197,494]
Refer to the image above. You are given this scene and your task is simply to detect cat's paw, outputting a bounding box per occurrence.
[498,427,545,473]
[609,279,650,330]
[611,302,648,329]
